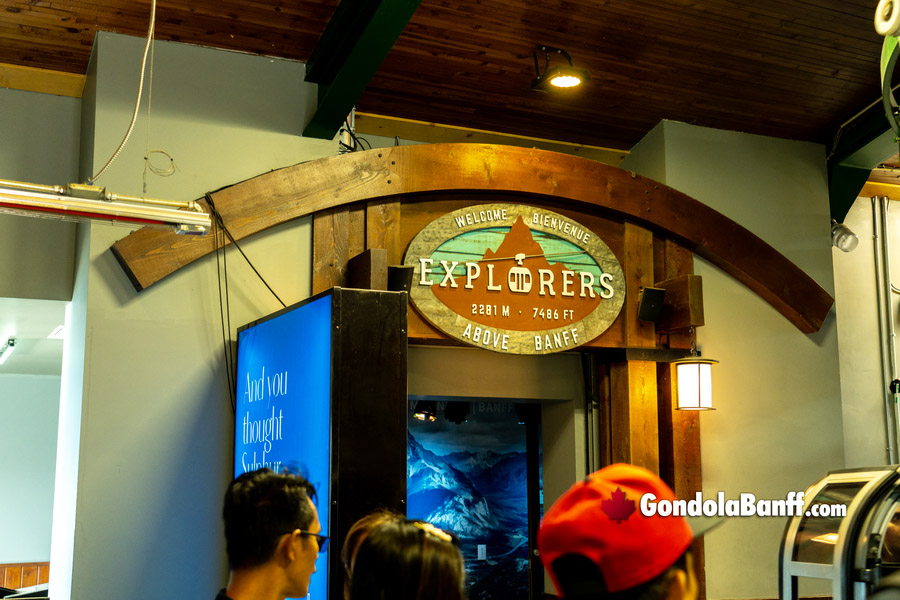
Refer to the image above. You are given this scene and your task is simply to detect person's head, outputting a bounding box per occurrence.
[349,519,467,600]
[222,468,325,596]
[341,510,405,600]
[538,463,717,600]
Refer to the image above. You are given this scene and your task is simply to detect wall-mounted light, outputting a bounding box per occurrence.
[671,356,717,410]
[831,219,859,252]
[531,46,591,92]
[0,338,16,366]
[0,178,210,234]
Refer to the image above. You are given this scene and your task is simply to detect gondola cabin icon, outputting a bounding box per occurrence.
[403,204,626,355]
[508,254,533,294]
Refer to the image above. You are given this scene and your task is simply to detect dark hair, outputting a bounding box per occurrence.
[341,510,405,600]
[550,550,691,600]
[349,519,466,600]
[222,468,318,569]
[341,509,405,571]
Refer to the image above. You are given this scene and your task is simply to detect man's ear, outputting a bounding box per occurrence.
[278,530,299,565]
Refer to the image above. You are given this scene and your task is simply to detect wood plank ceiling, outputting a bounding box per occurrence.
[0,0,889,153]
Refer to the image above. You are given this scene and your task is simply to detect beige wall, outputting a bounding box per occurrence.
[833,195,895,468]
[623,120,845,599]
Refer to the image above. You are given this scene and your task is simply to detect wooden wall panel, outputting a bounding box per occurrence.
[624,222,656,348]
[312,205,365,294]
[366,199,402,265]
[0,562,48,589]
[3,567,20,589]
[609,360,659,473]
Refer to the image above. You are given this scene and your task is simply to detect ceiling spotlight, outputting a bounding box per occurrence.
[831,220,859,252]
[0,338,16,366]
[532,46,591,92]
[413,400,437,422]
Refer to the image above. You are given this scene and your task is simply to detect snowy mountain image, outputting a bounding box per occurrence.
[407,403,532,600]
[407,431,500,537]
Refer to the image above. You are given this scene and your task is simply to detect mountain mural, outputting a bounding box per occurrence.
[407,402,533,600]
[407,431,500,537]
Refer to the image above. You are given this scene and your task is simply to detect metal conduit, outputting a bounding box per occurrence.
[874,196,899,464]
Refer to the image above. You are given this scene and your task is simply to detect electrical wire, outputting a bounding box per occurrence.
[213,205,236,414]
[338,117,372,153]
[205,194,287,308]
[142,37,176,193]
[90,0,158,183]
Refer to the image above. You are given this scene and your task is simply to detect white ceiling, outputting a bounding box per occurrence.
[0,297,66,376]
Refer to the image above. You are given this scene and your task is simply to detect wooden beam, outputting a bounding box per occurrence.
[654,238,705,600]
[0,63,85,97]
[354,112,628,166]
[655,274,704,333]
[860,181,900,199]
[111,144,834,333]
[609,360,659,473]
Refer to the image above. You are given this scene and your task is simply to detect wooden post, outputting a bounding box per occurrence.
[656,238,706,600]
[609,360,659,473]
[624,222,656,348]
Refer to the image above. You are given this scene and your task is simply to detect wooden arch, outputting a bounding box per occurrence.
[113,143,833,333]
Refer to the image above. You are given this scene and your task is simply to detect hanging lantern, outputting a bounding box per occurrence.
[672,357,718,410]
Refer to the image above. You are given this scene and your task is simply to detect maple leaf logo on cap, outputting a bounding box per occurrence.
[601,486,636,523]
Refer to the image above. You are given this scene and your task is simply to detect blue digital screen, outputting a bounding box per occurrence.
[235,294,332,600]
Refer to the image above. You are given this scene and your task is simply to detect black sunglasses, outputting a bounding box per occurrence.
[297,529,330,553]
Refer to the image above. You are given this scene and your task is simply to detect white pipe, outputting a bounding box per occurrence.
[874,197,899,463]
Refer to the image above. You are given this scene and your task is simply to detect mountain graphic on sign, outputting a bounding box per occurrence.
[431,216,602,331]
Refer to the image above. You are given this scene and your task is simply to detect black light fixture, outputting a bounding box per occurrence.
[413,400,437,422]
[531,46,591,92]
[445,402,471,425]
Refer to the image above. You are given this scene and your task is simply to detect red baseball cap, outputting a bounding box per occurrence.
[538,463,716,595]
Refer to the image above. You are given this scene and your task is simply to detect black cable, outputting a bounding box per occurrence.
[342,117,372,151]
[205,193,287,308]
[221,212,235,398]
[213,207,236,414]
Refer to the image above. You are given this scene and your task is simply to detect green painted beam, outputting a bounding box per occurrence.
[303,0,423,140]
[828,37,900,223]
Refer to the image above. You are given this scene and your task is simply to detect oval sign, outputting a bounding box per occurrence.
[403,204,626,355]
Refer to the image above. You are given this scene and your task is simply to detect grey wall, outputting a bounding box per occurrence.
[623,120,845,599]
[0,88,78,301]
[0,374,60,563]
[0,85,79,568]
[51,32,336,600]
